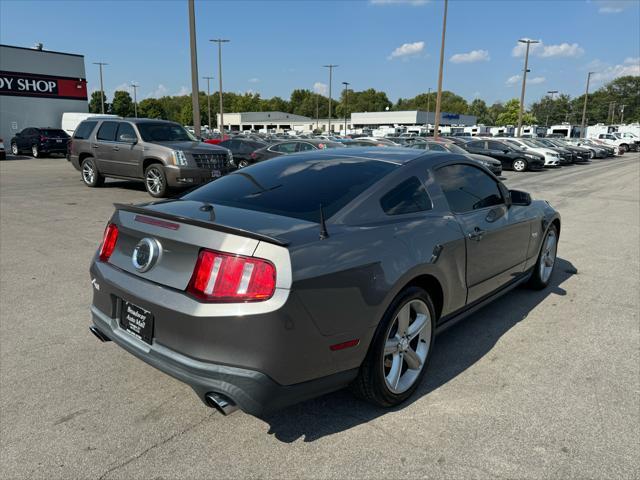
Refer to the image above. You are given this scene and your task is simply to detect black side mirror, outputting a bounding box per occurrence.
[498,183,512,208]
[509,189,532,206]
[503,149,510,154]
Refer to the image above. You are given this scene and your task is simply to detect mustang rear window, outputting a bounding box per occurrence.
[183,155,398,222]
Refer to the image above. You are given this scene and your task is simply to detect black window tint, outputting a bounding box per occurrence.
[467,141,484,149]
[489,141,508,150]
[73,121,98,139]
[427,143,447,152]
[380,177,432,215]
[116,123,136,142]
[96,121,119,141]
[297,142,315,151]
[183,156,397,222]
[435,164,504,213]
[41,129,68,137]
[272,142,297,153]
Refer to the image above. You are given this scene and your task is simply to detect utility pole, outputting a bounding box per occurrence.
[433,0,448,140]
[315,94,319,130]
[545,90,558,127]
[93,62,108,114]
[210,39,230,134]
[516,38,540,137]
[608,101,616,123]
[580,71,595,138]
[203,76,214,133]
[188,0,201,137]
[426,87,432,132]
[620,104,626,124]
[342,81,350,136]
[130,82,139,117]
[323,64,338,133]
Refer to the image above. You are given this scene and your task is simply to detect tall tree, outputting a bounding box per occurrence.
[111,90,134,117]
[467,99,490,124]
[496,99,537,126]
[138,98,165,119]
[530,94,572,126]
[88,91,108,114]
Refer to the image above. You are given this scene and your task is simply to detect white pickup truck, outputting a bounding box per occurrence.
[594,133,633,153]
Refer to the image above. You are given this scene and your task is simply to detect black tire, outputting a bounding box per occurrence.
[351,286,436,408]
[620,144,629,153]
[512,158,528,172]
[81,157,104,187]
[11,142,19,155]
[144,164,169,198]
[528,224,559,290]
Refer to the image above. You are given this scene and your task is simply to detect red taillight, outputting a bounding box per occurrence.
[250,152,257,159]
[40,135,46,142]
[187,249,276,302]
[99,223,119,262]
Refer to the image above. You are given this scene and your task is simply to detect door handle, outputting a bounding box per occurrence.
[467,227,486,241]
[91,144,99,149]
[112,146,119,151]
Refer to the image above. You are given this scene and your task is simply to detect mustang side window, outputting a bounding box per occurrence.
[380,176,432,215]
[435,164,504,213]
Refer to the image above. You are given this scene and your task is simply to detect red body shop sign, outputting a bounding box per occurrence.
[0,70,87,100]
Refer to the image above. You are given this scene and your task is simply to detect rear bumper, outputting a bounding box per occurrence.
[88,259,367,415]
[90,309,357,416]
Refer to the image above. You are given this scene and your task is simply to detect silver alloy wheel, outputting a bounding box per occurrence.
[513,159,526,172]
[11,143,18,155]
[82,161,95,185]
[146,167,164,195]
[238,159,249,168]
[31,145,38,157]
[539,229,557,283]
[383,299,432,394]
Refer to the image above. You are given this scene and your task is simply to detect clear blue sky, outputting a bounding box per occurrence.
[1,0,638,106]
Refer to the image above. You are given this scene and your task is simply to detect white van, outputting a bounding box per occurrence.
[61,112,118,136]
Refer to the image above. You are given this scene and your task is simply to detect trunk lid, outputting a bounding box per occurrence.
[107,200,316,290]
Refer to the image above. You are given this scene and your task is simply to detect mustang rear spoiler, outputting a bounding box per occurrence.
[113,203,289,247]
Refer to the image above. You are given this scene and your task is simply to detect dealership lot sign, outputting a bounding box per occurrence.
[0,71,87,100]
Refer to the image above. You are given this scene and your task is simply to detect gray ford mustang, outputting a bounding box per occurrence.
[89,147,560,416]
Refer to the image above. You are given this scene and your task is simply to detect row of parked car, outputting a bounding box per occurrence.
[3,117,626,197]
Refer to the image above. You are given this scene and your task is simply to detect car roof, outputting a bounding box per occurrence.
[278,146,439,165]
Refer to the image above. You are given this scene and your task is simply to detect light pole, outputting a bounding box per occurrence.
[516,38,540,137]
[620,104,626,124]
[93,62,108,113]
[315,94,319,130]
[546,90,558,127]
[188,0,201,137]
[203,76,214,132]
[323,64,338,133]
[580,71,595,138]
[426,87,432,131]
[342,81,350,136]
[433,0,448,140]
[210,39,230,134]
[130,82,139,117]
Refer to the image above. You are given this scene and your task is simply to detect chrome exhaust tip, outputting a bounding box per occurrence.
[205,392,239,416]
[89,326,111,342]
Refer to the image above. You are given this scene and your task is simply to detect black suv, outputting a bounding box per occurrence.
[463,139,544,172]
[69,118,232,197]
[11,128,70,158]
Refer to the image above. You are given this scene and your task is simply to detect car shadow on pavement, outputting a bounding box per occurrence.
[262,257,577,443]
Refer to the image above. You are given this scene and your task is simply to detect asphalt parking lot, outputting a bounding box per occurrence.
[1,154,639,479]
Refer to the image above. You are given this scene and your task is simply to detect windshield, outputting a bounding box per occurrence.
[521,139,540,148]
[137,123,194,142]
[183,155,398,222]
